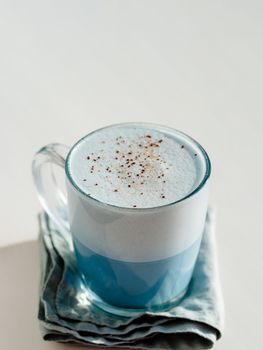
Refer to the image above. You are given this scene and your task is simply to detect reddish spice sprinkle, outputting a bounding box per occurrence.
[113,189,118,192]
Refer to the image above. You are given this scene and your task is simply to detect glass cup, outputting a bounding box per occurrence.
[32,123,211,316]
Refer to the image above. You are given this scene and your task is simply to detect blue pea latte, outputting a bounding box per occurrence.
[65,123,210,312]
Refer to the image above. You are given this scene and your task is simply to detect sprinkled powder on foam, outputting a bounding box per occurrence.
[68,126,204,208]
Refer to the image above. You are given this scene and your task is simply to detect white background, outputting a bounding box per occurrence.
[0,1,263,349]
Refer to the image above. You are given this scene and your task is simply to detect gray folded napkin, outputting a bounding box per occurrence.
[38,208,224,349]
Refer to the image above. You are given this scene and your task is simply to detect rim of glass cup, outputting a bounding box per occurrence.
[65,122,211,211]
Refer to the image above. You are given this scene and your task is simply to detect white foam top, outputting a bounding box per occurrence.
[67,124,206,208]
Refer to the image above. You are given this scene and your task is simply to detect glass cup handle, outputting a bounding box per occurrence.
[32,143,71,237]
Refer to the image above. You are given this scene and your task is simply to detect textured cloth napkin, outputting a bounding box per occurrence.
[38,208,224,349]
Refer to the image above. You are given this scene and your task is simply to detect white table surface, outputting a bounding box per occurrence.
[1,1,262,349]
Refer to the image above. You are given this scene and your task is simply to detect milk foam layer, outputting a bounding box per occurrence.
[67,124,206,208]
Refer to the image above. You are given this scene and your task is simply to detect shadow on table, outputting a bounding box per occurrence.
[0,240,88,350]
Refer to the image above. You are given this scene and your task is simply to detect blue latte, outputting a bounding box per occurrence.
[74,235,202,309]
[65,123,210,312]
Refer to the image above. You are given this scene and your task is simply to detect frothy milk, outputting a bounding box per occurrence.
[67,125,206,208]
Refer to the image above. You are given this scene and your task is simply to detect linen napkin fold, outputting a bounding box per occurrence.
[38,208,224,349]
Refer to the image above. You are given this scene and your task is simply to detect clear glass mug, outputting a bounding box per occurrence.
[32,123,211,315]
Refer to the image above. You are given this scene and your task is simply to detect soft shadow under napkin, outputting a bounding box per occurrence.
[38,208,224,349]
